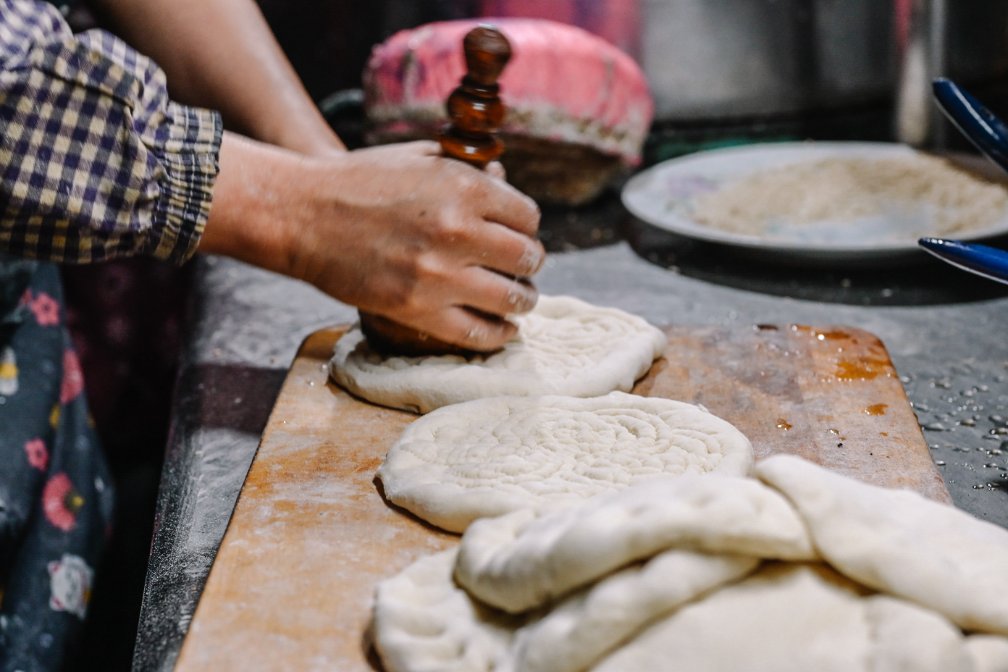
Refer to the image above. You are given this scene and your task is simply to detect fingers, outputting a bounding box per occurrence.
[426,305,520,352]
[471,172,541,237]
[486,189,540,237]
[485,161,507,181]
[401,139,443,156]
[455,220,545,278]
[451,267,539,317]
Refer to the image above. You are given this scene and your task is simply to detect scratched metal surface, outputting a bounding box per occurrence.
[132,200,1008,670]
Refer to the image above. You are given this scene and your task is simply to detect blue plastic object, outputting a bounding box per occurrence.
[932,77,1008,174]
[921,80,1008,282]
[919,237,1008,285]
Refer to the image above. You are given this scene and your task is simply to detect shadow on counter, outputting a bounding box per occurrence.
[619,210,1008,308]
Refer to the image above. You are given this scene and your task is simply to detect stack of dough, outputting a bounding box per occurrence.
[370,455,1008,672]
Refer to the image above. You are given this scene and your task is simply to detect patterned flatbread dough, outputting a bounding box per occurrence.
[378,391,754,533]
[329,295,667,413]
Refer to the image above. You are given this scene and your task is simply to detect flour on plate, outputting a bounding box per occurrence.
[691,154,1008,239]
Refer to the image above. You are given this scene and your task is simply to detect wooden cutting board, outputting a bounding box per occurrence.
[175,324,949,671]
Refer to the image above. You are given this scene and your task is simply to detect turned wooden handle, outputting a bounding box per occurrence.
[439,24,512,168]
[360,25,513,357]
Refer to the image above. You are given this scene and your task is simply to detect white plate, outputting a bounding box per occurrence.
[621,141,1008,262]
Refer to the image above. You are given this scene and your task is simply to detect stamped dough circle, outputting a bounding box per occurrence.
[377,391,754,533]
[329,295,668,413]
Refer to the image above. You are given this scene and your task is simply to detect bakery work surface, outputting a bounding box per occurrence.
[132,198,1008,670]
[174,321,945,670]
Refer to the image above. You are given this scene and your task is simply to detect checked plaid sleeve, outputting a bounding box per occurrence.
[0,0,223,264]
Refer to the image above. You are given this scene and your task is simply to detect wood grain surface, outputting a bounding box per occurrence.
[175,324,949,671]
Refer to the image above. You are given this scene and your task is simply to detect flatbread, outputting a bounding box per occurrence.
[370,548,521,672]
[755,454,1008,635]
[454,474,816,613]
[592,563,972,672]
[499,550,759,672]
[378,391,754,533]
[329,295,667,413]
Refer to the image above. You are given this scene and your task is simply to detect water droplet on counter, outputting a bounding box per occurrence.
[923,422,948,431]
[935,460,946,466]
[991,427,1008,436]
[933,379,952,389]
[991,414,1006,424]
[960,417,977,427]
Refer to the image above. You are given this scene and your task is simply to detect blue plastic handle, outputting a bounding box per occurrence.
[919,237,1008,285]
[933,78,1008,174]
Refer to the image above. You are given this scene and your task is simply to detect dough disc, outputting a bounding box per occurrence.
[329,295,668,413]
[378,391,754,533]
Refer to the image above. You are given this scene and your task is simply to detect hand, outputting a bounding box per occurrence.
[201,135,544,351]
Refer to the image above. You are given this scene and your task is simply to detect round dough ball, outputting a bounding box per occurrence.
[329,295,668,413]
[378,391,755,533]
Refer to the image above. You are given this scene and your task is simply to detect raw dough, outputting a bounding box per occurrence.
[865,595,974,672]
[965,635,1008,672]
[329,295,667,413]
[370,548,521,672]
[499,550,759,672]
[370,548,758,672]
[592,563,973,672]
[755,454,1008,635]
[454,474,816,613]
[378,391,754,533]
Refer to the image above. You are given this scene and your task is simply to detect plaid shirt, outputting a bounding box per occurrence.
[0,0,222,265]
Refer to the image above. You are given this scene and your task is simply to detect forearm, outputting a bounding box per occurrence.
[198,132,302,273]
[90,0,344,155]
